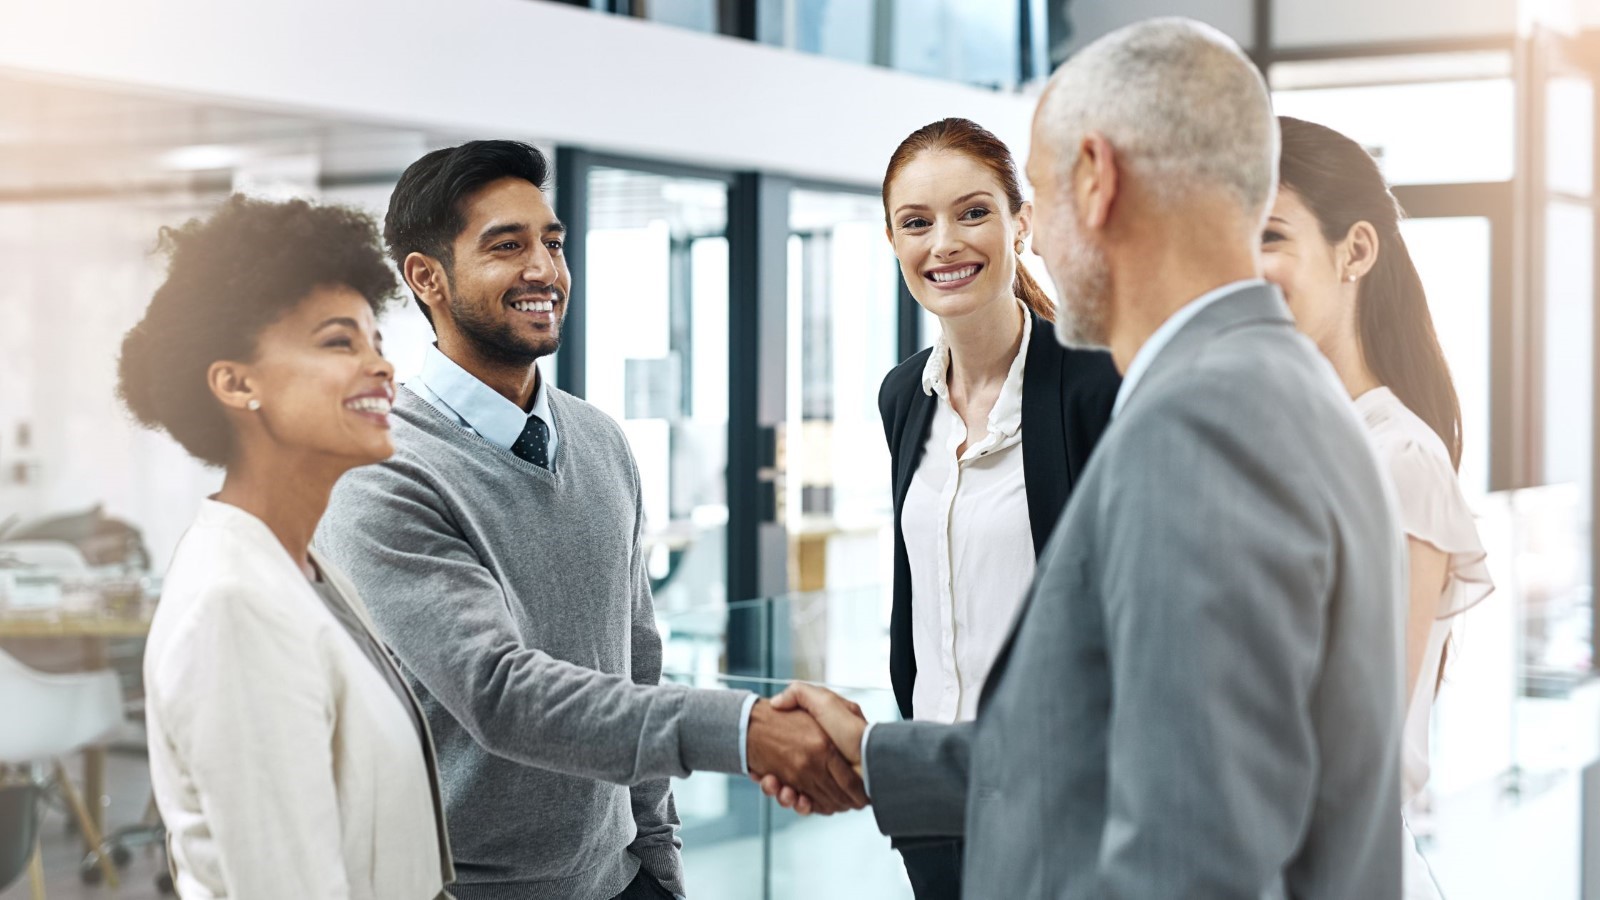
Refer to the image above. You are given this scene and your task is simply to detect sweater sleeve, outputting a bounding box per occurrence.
[621,457,686,896]
[314,460,751,783]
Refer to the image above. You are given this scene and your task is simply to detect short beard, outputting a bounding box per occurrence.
[446,272,565,368]
[1049,235,1113,350]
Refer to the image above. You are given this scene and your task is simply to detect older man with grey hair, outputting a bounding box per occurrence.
[766,17,1405,898]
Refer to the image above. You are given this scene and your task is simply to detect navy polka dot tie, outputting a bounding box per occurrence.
[511,415,550,469]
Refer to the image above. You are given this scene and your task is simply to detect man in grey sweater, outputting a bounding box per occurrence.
[316,140,863,900]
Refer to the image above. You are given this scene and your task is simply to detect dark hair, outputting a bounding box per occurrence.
[116,194,397,467]
[1278,116,1463,470]
[384,140,551,328]
[882,118,1054,322]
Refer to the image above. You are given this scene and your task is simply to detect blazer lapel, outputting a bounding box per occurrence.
[1019,316,1068,558]
[894,390,937,514]
[310,547,456,886]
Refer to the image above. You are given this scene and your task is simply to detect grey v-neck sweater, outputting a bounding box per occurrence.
[316,386,749,900]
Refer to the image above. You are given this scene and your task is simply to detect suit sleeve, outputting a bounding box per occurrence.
[314,461,751,784]
[1094,388,1335,895]
[621,458,686,896]
[153,582,350,899]
[863,720,976,838]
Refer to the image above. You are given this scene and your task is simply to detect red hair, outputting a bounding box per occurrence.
[882,118,1054,321]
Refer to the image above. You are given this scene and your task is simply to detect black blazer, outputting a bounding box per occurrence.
[877,314,1120,721]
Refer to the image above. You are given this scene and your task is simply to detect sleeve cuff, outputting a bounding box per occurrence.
[860,721,876,799]
[737,693,759,776]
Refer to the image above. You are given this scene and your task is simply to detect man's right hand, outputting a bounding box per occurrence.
[745,697,868,815]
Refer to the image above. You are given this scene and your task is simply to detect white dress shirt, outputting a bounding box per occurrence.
[902,303,1036,723]
[408,344,559,459]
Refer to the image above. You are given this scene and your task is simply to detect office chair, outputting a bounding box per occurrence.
[0,647,123,892]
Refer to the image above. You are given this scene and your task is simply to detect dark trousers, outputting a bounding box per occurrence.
[897,837,964,900]
[611,867,676,900]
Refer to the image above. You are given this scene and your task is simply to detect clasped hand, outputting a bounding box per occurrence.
[744,682,871,815]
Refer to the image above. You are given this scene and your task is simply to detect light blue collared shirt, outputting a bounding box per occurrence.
[1110,279,1266,419]
[409,345,759,782]
[407,345,558,460]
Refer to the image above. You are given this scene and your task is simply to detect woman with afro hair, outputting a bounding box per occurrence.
[120,195,453,899]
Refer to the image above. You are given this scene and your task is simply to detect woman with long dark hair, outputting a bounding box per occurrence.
[875,117,1120,898]
[1262,116,1493,899]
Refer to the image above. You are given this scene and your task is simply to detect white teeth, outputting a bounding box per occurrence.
[512,300,555,312]
[931,266,979,283]
[345,397,391,415]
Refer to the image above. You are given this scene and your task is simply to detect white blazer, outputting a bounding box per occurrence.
[144,499,453,899]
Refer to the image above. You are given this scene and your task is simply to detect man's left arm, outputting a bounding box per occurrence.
[623,477,687,898]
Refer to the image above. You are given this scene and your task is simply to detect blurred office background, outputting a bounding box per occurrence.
[1,0,1598,896]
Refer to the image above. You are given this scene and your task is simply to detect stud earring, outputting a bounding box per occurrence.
[246,399,261,411]
[1015,240,1024,254]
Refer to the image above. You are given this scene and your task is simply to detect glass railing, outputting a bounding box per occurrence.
[659,591,913,898]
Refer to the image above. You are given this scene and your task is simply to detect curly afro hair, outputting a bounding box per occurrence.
[117,194,398,467]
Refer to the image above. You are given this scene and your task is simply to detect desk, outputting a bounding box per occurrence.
[0,610,153,836]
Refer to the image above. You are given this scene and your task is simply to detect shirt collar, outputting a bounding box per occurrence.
[1111,279,1264,419]
[414,344,551,450]
[920,299,1032,437]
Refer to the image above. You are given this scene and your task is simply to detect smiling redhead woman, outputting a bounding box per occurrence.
[874,118,1121,899]
[117,195,453,899]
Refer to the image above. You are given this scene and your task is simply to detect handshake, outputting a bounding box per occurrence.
[744,683,872,815]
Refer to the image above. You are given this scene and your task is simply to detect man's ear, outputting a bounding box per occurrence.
[403,252,450,320]
[1075,131,1120,233]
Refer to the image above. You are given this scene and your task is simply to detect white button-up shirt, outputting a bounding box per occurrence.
[407,344,558,460]
[901,304,1036,723]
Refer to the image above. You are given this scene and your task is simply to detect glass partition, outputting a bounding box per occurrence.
[583,166,731,612]
[659,592,907,898]
[785,189,900,596]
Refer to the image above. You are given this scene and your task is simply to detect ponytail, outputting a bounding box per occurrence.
[1013,259,1056,322]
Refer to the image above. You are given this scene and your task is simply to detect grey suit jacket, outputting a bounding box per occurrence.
[866,284,1406,899]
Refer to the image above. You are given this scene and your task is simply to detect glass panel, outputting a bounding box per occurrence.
[785,189,900,595]
[1424,488,1586,900]
[660,592,907,897]
[757,0,1023,91]
[891,0,1019,91]
[1270,80,1515,185]
[757,0,874,65]
[1546,75,1595,198]
[1543,201,1593,491]
[644,0,718,33]
[1400,216,1492,498]
[584,167,731,613]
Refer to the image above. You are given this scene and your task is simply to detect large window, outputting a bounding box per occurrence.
[582,165,733,612]
[784,188,899,590]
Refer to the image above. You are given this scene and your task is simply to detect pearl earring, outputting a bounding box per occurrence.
[246,399,261,411]
[1015,240,1024,254]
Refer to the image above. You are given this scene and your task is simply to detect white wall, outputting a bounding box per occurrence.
[0,200,224,567]
[0,0,1038,188]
